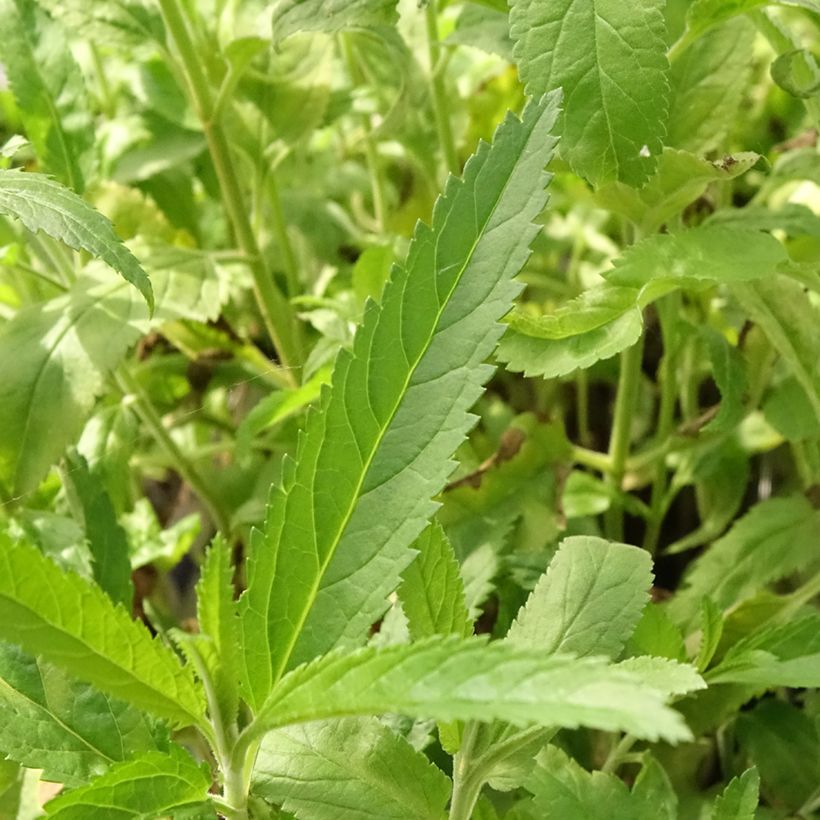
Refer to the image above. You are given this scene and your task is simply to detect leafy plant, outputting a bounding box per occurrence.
[1,0,819,817]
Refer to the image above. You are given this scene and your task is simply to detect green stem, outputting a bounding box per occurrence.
[340,34,388,232]
[115,368,232,535]
[156,0,302,380]
[605,335,645,540]
[266,168,300,299]
[449,723,482,820]
[425,0,459,177]
[601,733,637,775]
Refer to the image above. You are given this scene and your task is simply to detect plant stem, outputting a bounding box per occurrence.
[449,723,482,820]
[605,335,645,540]
[156,0,302,381]
[425,0,459,177]
[601,733,637,774]
[115,368,232,535]
[266,168,300,298]
[340,34,388,233]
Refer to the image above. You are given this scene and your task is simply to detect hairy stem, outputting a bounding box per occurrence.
[605,335,645,540]
[425,0,459,177]
[156,0,302,380]
[449,723,482,820]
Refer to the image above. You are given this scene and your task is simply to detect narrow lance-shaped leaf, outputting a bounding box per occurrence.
[0,643,160,787]
[250,636,700,743]
[238,92,562,706]
[509,0,670,186]
[0,170,153,310]
[252,717,452,820]
[43,745,211,820]
[0,536,206,728]
[0,0,93,191]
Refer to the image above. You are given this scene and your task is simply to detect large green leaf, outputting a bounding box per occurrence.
[0,0,92,191]
[507,536,653,658]
[251,636,701,743]
[733,277,820,418]
[509,0,670,186]
[271,0,398,42]
[0,247,224,495]
[666,18,755,154]
[0,536,206,728]
[0,643,160,787]
[398,521,472,640]
[252,717,451,819]
[238,92,562,706]
[667,496,820,629]
[0,171,152,307]
[43,745,211,819]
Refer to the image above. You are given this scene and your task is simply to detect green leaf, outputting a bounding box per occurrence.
[603,226,788,291]
[0,759,39,820]
[0,0,93,191]
[763,376,820,441]
[238,92,562,706]
[733,277,820,418]
[509,0,670,186]
[702,329,747,433]
[524,746,676,820]
[498,303,643,379]
[398,521,472,640]
[62,451,133,609]
[667,496,820,629]
[627,604,687,662]
[0,536,206,728]
[707,614,820,687]
[195,535,240,725]
[448,4,513,61]
[736,700,819,811]
[252,717,451,819]
[667,18,756,154]
[0,248,224,495]
[271,0,398,42]
[0,642,160,787]
[595,150,759,235]
[771,48,820,98]
[43,745,211,819]
[253,636,699,743]
[712,768,759,820]
[706,202,820,238]
[695,598,724,672]
[507,536,653,658]
[0,170,153,309]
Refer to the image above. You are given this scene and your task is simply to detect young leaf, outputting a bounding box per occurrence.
[62,451,133,609]
[667,496,820,629]
[596,150,759,239]
[252,717,451,820]
[0,536,206,728]
[398,521,472,640]
[0,643,160,787]
[252,636,698,743]
[238,92,562,705]
[712,768,759,820]
[195,535,240,724]
[733,277,820,418]
[271,0,398,42]
[666,18,755,154]
[0,0,93,191]
[696,598,724,672]
[0,170,153,309]
[507,536,653,658]
[0,250,223,495]
[509,0,670,186]
[702,329,747,433]
[42,745,211,819]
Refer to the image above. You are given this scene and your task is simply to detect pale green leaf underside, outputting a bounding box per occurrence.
[0,536,205,728]
[253,636,700,743]
[508,536,652,658]
[510,0,669,186]
[239,92,561,706]
[0,248,224,495]
[252,716,451,820]
[667,496,820,629]
[0,643,159,787]
[271,0,398,42]
[43,745,210,819]
[0,170,152,309]
[398,521,472,640]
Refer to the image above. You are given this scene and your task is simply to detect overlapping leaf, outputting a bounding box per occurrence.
[239,92,562,706]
